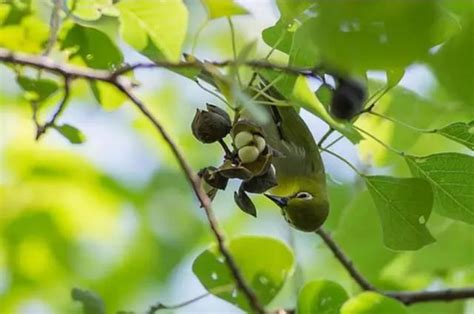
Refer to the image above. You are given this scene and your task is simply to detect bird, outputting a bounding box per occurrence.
[247,78,330,232]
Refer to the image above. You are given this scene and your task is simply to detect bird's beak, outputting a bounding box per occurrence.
[264,194,288,207]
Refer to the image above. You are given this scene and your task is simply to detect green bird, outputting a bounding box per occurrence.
[248,81,330,232]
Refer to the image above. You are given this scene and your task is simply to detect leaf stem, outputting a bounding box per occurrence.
[353,125,405,156]
[227,17,242,86]
[318,127,335,147]
[319,147,364,177]
[369,111,435,134]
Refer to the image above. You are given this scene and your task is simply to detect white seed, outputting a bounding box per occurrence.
[234,131,254,149]
[238,146,260,164]
[254,135,266,153]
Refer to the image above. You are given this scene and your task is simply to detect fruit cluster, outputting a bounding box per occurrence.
[191,104,278,216]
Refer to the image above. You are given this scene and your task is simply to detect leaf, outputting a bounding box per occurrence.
[315,84,333,110]
[309,0,442,71]
[61,24,126,109]
[17,76,59,102]
[192,236,294,311]
[406,153,474,224]
[71,287,105,314]
[297,280,349,314]
[0,15,49,53]
[116,0,188,61]
[435,121,474,150]
[340,292,407,314]
[262,19,294,54]
[386,69,405,89]
[234,188,257,217]
[61,24,123,70]
[89,81,127,111]
[54,124,86,144]
[276,0,315,23]
[201,0,249,20]
[430,17,474,106]
[67,0,118,21]
[365,176,435,250]
[292,76,363,144]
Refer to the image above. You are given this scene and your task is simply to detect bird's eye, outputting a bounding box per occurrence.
[296,192,312,200]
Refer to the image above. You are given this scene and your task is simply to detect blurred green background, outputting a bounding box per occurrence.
[0,0,473,313]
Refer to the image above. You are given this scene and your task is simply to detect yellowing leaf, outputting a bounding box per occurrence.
[0,16,48,53]
[116,0,188,61]
[201,0,249,20]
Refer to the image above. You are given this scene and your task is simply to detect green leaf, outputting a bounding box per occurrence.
[292,76,363,144]
[192,236,294,311]
[67,0,118,21]
[61,24,123,70]
[315,84,333,110]
[309,0,442,71]
[430,17,474,106]
[276,0,315,23]
[17,76,59,102]
[61,24,126,109]
[386,69,405,89]
[89,81,127,111]
[262,19,294,55]
[116,0,188,61]
[297,280,349,314]
[341,292,407,314]
[201,0,248,20]
[365,176,435,250]
[406,153,474,224]
[288,18,321,68]
[54,124,86,144]
[234,188,257,217]
[71,287,105,314]
[435,121,474,150]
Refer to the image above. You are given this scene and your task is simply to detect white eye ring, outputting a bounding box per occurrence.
[295,192,313,200]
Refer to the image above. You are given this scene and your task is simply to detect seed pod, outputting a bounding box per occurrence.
[234,131,253,149]
[238,146,260,164]
[330,77,367,120]
[242,165,277,193]
[234,186,257,217]
[198,166,228,190]
[191,105,232,143]
[217,160,253,180]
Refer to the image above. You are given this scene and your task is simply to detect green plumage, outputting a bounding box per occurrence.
[249,83,330,232]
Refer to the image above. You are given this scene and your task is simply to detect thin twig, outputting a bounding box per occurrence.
[317,127,335,147]
[387,288,474,305]
[36,77,71,140]
[316,228,377,291]
[147,284,234,313]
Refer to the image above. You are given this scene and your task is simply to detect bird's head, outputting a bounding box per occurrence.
[265,191,329,232]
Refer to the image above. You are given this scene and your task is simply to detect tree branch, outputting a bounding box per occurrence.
[316,228,377,291]
[387,288,474,305]
[316,228,474,305]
